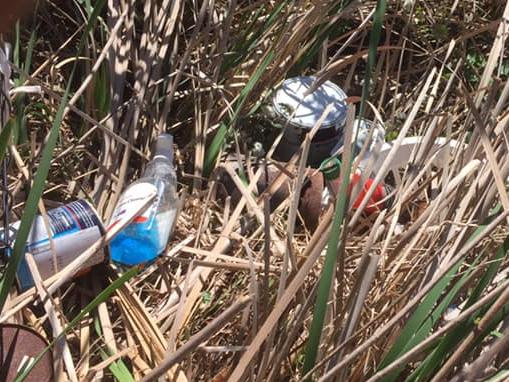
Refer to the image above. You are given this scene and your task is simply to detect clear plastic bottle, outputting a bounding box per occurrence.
[109,134,177,266]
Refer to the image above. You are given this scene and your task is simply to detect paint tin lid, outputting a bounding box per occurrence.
[272,76,347,130]
[0,324,53,381]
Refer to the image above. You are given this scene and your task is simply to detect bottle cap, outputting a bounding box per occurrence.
[319,157,341,180]
[154,134,174,161]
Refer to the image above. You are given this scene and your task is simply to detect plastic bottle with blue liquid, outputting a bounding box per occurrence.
[109,134,177,266]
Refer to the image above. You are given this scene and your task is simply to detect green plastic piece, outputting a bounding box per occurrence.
[319,157,341,180]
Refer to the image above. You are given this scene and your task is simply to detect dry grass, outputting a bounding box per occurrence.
[2,0,509,381]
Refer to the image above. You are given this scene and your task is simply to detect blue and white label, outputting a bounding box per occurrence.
[4,200,105,290]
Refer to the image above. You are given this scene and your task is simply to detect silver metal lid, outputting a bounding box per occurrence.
[272,76,347,130]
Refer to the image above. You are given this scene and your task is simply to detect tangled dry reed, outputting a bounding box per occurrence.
[2,0,509,381]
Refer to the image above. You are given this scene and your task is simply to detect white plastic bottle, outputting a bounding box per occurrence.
[109,134,177,266]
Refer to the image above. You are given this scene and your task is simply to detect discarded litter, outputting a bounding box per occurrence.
[109,134,178,266]
[267,76,348,167]
[1,199,106,290]
[220,76,389,231]
[0,135,177,288]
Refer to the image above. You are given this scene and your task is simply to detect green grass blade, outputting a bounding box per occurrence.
[470,301,509,347]
[82,0,107,37]
[408,234,509,381]
[94,63,110,117]
[301,160,351,378]
[359,0,387,119]
[23,27,37,75]
[203,50,275,176]
[411,303,509,382]
[379,261,474,382]
[13,267,139,382]
[203,121,228,177]
[377,213,507,381]
[378,220,493,367]
[94,313,136,382]
[221,1,288,74]
[235,50,276,115]
[0,84,71,311]
[302,1,386,377]
[485,369,509,382]
[13,22,20,69]
[290,1,351,74]
[0,0,107,312]
[14,26,37,145]
[98,348,136,382]
[378,248,496,382]
[378,264,460,365]
[302,124,355,378]
[0,119,13,165]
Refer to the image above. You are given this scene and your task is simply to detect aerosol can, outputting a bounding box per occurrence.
[109,134,178,266]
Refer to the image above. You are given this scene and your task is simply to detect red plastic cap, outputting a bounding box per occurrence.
[350,173,386,214]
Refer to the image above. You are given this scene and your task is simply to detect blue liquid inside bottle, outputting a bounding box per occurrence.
[110,220,159,266]
[108,134,177,266]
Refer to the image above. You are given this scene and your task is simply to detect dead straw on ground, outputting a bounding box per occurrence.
[2,0,509,381]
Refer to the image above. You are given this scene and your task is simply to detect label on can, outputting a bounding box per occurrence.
[7,200,106,290]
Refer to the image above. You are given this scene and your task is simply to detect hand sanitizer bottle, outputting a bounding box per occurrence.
[109,134,177,266]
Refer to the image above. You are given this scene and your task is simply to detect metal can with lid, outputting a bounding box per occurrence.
[267,76,348,167]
